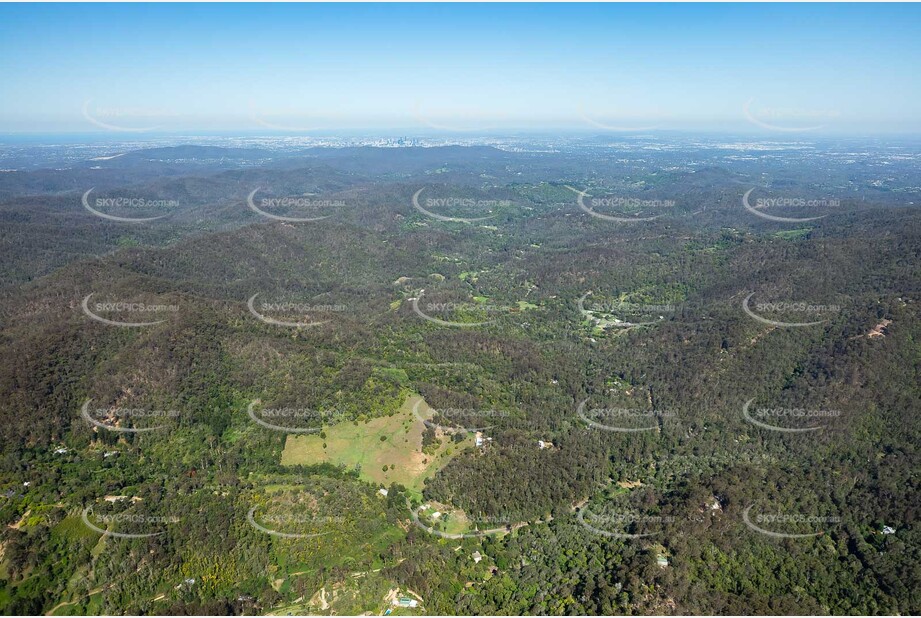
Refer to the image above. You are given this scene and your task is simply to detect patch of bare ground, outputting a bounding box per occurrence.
[867,319,892,338]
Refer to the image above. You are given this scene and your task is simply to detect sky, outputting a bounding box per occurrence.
[1,3,919,135]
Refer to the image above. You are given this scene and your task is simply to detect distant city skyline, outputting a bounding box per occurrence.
[1,3,919,135]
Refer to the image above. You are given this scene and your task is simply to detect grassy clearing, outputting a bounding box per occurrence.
[281,395,471,496]
[420,501,473,535]
[51,514,96,542]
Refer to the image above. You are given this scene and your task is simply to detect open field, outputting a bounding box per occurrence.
[281,395,471,495]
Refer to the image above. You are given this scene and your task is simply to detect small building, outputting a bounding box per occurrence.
[378,488,389,497]
[538,440,553,450]
[656,554,669,568]
[882,526,896,535]
[393,597,418,608]
[472,551,483,564]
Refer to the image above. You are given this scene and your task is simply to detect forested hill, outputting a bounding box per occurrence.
[0,142,918,615]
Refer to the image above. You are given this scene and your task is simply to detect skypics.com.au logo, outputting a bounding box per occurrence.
[246,401,345,434]
[743,98,839,132]
[578,291,673,329]
[578,102,661,132]
[578,508,676,539]
[249,102,328,133]
[412,102,510,133]
[742,188,839,223]
[411,399,510,433]
[81,507,179,539]
[82,100,178,133]
[81,293,179,328]
[247,188,342,222]
[411,289,514,328]
[412,189,506,224]
[82,189,178,223]
[577,399,674,433]
[81,400,180,433]
[742,400,840,433]
[247,294,346,328]
[247,507,343,539]
[742,293,840,328]
[410,504,516,539]
[565,186,673,223]
[742,505,841,539]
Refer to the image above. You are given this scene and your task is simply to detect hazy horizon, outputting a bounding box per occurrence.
[1,3,919,135]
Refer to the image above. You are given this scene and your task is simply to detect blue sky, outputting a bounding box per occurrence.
[1,3,919,134]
